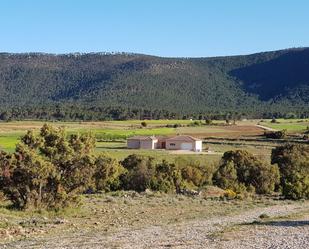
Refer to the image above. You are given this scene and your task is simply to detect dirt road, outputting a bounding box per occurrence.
[3,201,308,249]
[255,124,277,132]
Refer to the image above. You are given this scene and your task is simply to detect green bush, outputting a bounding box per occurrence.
[175,157,215,189]
[271,144,309,199]
[94,154,125,192]
[213,161,238,190]
[0,125,98,209]
[141,121,147,127]
[205,119,212,125]
[188,121,202,127]
[264,130,287,139]
[151,160,182,193]
[120,155,185,193]
[213,150,280,194]
[120,154,156,192]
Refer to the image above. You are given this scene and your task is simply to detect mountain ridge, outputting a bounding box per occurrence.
[0,47,309,120]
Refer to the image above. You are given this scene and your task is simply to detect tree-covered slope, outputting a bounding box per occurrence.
[230,48,309,102]
[0,48,308,119]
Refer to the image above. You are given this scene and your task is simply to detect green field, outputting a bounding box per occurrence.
[261,119,309,132]
[77,127,175,140]
[0,133,23,152]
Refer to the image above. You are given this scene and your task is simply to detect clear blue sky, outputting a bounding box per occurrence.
[0,0,308,57]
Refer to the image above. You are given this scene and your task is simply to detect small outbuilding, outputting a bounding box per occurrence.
[127,136,158,150]
[165,135,202,152]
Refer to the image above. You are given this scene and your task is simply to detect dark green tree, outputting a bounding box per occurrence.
[271,144,309,199]
[0,124,98,209]
[120,154,156,192]
[94,154,124,192]
[213,150,280,194]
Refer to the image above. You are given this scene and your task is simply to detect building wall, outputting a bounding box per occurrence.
[195,141,203,152]
[166,140,184,150]
[127,139,140,149]
[156,141,166,149]
[140,140,152,149]
[152,139,158,149]
[140,139,158,149]
[166,139,203,151]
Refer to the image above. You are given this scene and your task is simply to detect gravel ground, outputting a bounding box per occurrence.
[217,218,309,249]
[3,202,308,249]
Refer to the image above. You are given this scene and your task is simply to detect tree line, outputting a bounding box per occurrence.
[1,105,308,122]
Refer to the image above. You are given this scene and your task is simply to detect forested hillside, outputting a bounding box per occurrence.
[0,48,309,120]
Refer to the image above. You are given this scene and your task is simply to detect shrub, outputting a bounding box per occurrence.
[271,144,309,199]
[120,155,156,192]
[94,154,125,192]
[151,160,182,193]
[0,151,14,202]
[188,121,202,127]
[264,130,287,139]
[0,125,98,209]
[213,161,238,190]
[175,157,215,189]
[120,155,183,193]
[4,144,61,209]
[224,189,237,199]
[205,119,212,125]
[166,123,182,128]
[213,150,280,194]
[120,155,216,193]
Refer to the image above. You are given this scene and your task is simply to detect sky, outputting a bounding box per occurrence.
[0,0,308,57]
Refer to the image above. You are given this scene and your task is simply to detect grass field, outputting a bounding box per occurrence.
[0,133,23,152]
[260,119,309,132]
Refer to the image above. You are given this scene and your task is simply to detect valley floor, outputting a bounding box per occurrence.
[1,193,308,249]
